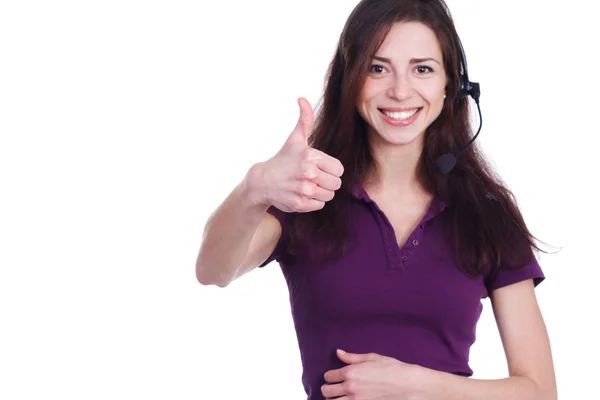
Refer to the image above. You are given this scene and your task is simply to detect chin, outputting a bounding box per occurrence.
[372,126,425,147]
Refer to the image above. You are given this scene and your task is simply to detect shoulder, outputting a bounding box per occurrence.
[484,253,545,297]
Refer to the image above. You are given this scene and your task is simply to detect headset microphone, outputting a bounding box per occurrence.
[434,37,482,175]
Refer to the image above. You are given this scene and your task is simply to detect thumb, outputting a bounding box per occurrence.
[337,349,373,364]
[287,97,314,146]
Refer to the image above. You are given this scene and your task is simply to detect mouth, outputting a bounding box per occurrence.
[378,107,423,126]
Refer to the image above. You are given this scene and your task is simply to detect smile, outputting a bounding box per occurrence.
[378,107,422,126]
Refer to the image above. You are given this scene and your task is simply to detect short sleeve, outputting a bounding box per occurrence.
[258,205,290,268]
[485,254,545,294]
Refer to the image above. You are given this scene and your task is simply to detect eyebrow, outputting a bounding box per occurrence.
[373,55,441,65]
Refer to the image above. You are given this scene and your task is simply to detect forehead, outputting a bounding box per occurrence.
[376,21,443,60]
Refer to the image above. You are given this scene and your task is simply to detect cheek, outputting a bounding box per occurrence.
[424,88,445,107]
[421,76,446,103]
[357,86,375,114]
[360,79,383,100]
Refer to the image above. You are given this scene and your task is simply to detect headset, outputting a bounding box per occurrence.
[337,33,482,174]
[434,36,481,174]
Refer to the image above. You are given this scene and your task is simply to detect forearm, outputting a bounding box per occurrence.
[196,164,270,286]
[415,366,547,400]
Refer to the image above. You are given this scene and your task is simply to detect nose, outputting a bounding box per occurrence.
[387,74,412,100]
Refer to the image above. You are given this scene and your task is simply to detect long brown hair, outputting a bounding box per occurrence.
[282,0,551,278]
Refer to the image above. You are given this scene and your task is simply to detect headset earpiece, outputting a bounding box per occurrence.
[456,37,480,104]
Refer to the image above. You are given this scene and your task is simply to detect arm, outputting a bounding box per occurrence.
[417,279,557,400]
[196,98,343,288]
[417,368,539,400]
[195,162,281,288]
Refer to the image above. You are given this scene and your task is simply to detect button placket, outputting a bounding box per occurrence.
[395,221,426,269]
[368,203,396,271]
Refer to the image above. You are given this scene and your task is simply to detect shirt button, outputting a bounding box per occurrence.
[412,239,419,246]
[401,256,408,262]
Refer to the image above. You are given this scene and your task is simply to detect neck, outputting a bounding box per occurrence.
[363,134,429,197]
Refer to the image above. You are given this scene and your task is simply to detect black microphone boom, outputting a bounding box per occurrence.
[434,91,482,175]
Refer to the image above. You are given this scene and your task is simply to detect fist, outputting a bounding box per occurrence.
[248,97,344,213]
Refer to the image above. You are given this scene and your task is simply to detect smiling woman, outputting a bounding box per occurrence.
[357,22,447,142]
[195,0,557,399]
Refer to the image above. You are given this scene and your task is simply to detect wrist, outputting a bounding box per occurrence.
[401,364,433,400]
[242,162,272,210]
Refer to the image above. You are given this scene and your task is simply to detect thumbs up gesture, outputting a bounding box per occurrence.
[247,97,345,213]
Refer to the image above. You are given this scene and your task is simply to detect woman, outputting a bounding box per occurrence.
[196,0,557,399]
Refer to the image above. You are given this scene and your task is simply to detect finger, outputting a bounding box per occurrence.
[323,366,346,384]
[297,97,314,142]
[307,150,344,177]
[287,97,313,146]
[297,181,335,203]
[289,195,326,213]
[337,349,378,364]
[311,169,342,192]
[321,383,346,399]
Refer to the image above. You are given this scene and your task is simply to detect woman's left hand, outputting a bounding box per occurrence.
[321,349,423,400]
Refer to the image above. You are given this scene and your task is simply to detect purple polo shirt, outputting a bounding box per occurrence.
[259,182,545,399]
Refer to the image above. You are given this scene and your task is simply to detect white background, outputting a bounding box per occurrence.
[1,0,598,399]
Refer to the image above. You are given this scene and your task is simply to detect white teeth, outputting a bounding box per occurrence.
[382,109,419,120]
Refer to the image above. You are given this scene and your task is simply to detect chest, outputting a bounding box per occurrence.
[285,203,486,335]
[373,197,432,248]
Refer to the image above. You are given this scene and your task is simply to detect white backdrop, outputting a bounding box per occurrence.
[1,0,598,399]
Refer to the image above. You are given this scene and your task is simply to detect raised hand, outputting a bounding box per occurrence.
[247,97,344,213]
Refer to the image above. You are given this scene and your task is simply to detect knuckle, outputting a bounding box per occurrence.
[302,164,317,180]
[343,381,357,394]
[293,197,307,212]
[305,148,321,161]
[345,367,358,381]
[301,181,314,196]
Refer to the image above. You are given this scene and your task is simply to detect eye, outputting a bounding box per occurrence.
[369,64,386,74]
[415,65,433,74]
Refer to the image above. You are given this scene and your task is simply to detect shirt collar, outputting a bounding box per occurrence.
[349,181,448,220]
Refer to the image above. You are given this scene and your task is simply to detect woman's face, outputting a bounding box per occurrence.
[357,21,448,149]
